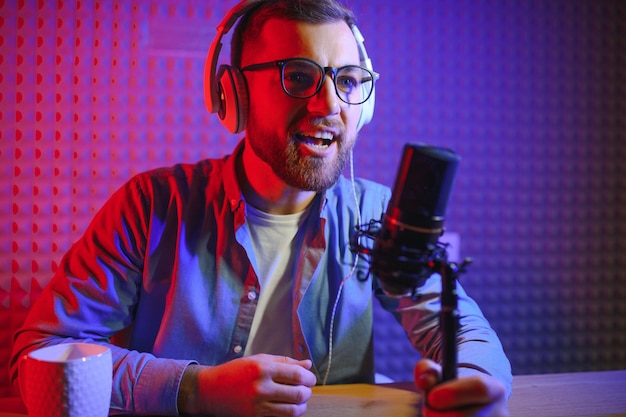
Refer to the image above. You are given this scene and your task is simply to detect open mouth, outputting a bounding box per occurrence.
[295,130,335,148]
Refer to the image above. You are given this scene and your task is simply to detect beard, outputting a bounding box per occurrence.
[246,119,357,192]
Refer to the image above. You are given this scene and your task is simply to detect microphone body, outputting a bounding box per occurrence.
[371,143,460,297]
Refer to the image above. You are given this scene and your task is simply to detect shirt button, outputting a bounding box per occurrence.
[233,345,242,354]
[247,291,257,301]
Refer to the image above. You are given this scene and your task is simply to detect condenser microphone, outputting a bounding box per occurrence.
[370,143,460,297]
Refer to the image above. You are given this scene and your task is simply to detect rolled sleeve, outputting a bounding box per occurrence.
[131,358,196,415]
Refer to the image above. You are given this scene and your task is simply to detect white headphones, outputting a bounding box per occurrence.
[203,0,377,134]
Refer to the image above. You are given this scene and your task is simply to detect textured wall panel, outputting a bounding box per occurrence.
[1,0,625,394]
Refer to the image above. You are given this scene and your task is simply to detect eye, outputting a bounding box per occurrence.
[282,61,320,96]
[336,66,369,94]
[284,70,316,89]
[336,75,359,93]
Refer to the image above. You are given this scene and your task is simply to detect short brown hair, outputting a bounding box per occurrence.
[230,0,357,67]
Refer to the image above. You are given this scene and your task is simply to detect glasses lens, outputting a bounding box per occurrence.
[336,66,374,105]
[282,60,322,98]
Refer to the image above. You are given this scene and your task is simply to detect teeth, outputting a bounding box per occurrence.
[296,130,335,148]
[300,131,334,140]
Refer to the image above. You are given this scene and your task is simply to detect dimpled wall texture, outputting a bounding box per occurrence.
[1,0,625,394]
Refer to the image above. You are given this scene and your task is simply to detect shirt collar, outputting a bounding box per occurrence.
[223,139,246,212]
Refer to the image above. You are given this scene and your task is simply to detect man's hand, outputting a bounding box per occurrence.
[414,359,509,417]
[178,354,317,417]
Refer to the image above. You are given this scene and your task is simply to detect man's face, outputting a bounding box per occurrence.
[242,19,362,192]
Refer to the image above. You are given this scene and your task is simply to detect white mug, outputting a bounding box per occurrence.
[20,343,112,417]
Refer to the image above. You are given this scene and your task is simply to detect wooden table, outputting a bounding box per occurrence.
[507,370,626,417]
[1,370,624,416]
[306,370,626,417]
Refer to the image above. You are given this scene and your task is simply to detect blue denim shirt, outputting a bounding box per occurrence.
[12,141,511,415]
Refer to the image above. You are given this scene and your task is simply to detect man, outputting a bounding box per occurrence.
[12,0,512,416]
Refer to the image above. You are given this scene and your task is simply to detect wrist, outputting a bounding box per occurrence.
[177,364,201,415]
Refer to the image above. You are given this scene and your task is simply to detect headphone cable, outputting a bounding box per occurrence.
[321,150,361,385]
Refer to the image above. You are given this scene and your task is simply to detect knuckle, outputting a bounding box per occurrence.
[286,402,307,417]
[293,386,311,404]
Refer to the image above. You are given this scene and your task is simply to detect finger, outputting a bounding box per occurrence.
[263,382,313,405]
[298,359,313,369]
[271,361,317,387]
[276,355,313,370]
[258,400,308,417]
[424,398,509,417]
[427,375,507,410]
[414,359,442,392]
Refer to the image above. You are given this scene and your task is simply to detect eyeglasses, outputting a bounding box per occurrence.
[240,57,379,105]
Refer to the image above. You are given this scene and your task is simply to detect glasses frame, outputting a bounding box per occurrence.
[240,57,379,105]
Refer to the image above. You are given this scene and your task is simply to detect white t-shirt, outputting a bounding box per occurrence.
[243,203,311,357]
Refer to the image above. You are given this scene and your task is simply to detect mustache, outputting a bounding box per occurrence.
[306,118,345,133]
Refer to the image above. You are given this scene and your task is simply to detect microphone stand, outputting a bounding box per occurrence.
[351,220,470,383]
[386,245,471,383]
[437,258,470,382]
[402,243,470,383]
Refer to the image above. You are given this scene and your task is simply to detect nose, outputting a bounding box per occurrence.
[306,75,341,116]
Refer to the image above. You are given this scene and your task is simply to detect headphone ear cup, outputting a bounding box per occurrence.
[350,23,375,132]
[216,65,249,134]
